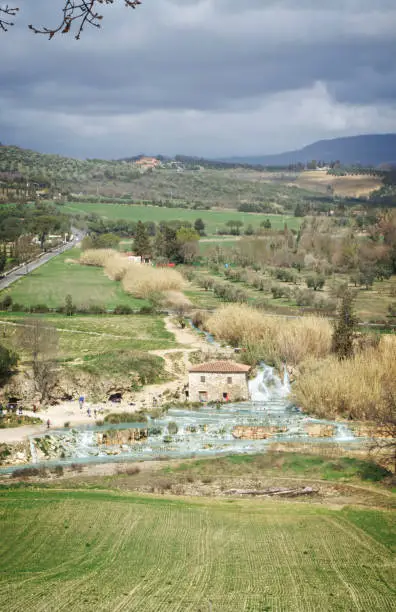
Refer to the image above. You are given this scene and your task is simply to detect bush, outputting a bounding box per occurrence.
[52,465,64,477]
[274,268,297,283]
[87,304,106,314]
[29,304,50,313]
[167,421,178,435]
[114,304,133,315]
[306,274,325,291]
[271,284,290,299]
[104,412,147,424]
[0,295,12,310]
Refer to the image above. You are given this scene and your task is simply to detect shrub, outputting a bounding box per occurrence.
[87,304,106,314]
[306,274,325,291]
[70,463,84,472]
[167,421,178,435]
[0,295,12,310]
[271,284,290,299]
[52,465,64,477]
[29,304,50,313]
[274,268,297,283]
[114,304,133,314]
[104,412,147,424]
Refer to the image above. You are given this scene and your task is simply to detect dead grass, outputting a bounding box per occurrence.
[122,265,185,299]
[295,171,382,197]
[206,304,332,365]
[79,249,115,267]
[293,337,396,418]
[79,250,185,298]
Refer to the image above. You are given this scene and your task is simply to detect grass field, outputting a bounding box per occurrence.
[0,313,177,383]
[0,248,149,310]
[0,487,394,611]
[62,202,301,234]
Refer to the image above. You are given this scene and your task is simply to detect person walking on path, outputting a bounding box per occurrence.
[46,419,51,429]
[79,395,84,410]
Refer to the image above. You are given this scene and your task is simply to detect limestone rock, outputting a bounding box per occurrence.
[304,423,335,438]
[232,425,287,440]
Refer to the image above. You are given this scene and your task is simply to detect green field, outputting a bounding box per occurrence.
[0,313,177,383]
[0,488,394,611]
[63,202,301,234]
[1,248,149,310]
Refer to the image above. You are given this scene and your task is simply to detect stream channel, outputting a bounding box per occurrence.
[2,364,362,473]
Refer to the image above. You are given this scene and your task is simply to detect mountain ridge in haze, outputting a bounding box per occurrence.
[217,134,396,167]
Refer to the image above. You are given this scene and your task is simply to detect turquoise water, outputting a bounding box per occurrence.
[0,366,360,474]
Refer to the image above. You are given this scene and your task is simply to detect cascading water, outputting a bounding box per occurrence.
[249,364,291,403]
[29,437,38,464]
[1,364,359,474]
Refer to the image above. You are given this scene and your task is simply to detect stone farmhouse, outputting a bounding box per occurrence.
[188,361,251,403]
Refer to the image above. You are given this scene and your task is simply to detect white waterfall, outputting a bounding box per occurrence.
[335,423,355,441]
[248,364,291,402]
[29,437,38,464]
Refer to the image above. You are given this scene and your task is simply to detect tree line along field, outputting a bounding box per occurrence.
[62,202,302,234]
[0,488,394,611]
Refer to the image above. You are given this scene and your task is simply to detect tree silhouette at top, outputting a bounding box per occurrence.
[0,1,142,39]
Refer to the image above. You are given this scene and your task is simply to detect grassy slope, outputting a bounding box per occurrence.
[0,488,394,611]
[0,313,177,380]
[63,202,301,233]
[1,248,149,310]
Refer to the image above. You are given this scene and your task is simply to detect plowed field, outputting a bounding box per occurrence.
[0,490,394,611]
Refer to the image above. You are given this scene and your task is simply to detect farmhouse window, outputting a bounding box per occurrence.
[227,377,232,384]
[200,375,206,383]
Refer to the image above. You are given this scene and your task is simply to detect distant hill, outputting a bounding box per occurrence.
[219,134,396,167]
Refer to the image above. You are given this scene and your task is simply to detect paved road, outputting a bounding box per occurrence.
[0,230,85,291]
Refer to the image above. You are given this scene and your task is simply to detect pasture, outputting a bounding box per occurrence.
[0,488,394,611]
[1,248,149,310]
[62,202,301,234]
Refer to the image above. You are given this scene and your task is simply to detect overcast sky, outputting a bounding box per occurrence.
[1,0,396,158]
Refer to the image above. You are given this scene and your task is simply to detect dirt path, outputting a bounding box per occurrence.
[132,316,230,410]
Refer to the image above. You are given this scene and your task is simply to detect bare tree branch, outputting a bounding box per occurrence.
[1,1,142,38]
[0,5,19,32]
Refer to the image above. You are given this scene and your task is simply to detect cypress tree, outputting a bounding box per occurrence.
[133,221,151,258]
[331,290,359,359]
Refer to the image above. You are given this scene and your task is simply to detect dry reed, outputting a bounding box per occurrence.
[79,251,185,298]
[206,304,332,365]
[293,338,396,419]
[79,249,115,267]
[104,253,131,281]
[122,264,185,298]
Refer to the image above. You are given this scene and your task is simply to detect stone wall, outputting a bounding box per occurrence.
[188,372,249,403]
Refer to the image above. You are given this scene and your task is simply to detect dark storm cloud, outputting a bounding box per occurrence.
[0,0,395,157]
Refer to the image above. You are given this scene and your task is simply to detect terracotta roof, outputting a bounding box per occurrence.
[189,361,251,374]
